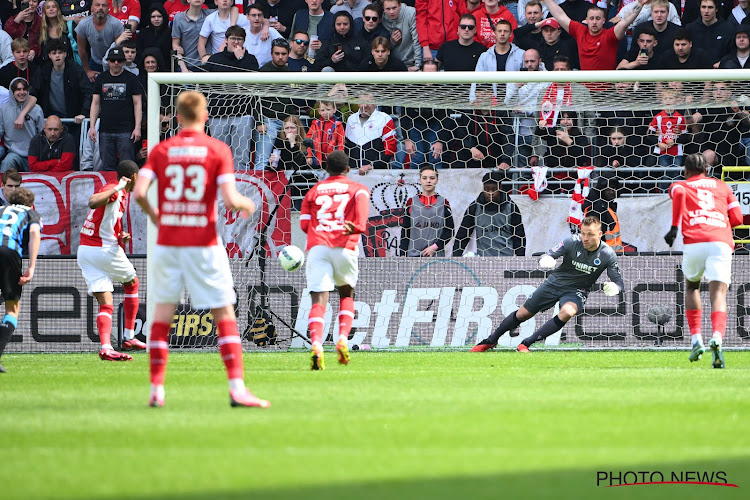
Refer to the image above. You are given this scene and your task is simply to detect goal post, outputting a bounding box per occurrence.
[145,69,750,350]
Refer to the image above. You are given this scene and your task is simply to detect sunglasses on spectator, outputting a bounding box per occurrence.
[293,38,310,45]
[363,16,379,21]
[459,24,476,30]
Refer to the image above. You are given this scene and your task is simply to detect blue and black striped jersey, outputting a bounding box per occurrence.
[0,204,42,256]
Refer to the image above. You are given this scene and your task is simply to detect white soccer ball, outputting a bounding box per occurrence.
[278,245,305,272]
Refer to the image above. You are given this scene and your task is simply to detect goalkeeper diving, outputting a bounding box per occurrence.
[472,215,625,352]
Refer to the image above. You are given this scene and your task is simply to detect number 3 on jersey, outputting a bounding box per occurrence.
[164,164,207,201]
[315,193,350,232]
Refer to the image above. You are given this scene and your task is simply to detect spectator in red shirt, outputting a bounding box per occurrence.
[542,0,648,71]
[416,0,467,61]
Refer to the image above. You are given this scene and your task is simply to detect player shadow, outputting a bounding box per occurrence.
[107,457,748,500]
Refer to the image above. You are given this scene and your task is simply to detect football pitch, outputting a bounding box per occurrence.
[2,351,748,500]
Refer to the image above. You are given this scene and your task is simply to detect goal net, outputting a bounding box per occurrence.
[146,70,750,350]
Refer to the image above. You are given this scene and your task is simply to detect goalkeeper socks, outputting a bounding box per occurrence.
[149,321,170,385]
[217,319,244,380]
[97,304,114,347]
[522,315,566,347]
[710,311,727,340]
[488,311,521,343]
[0,315,17,358]
[308,303,326,345]
[123,278,139,340]
[338,297,355,340]
[686,309,702,337]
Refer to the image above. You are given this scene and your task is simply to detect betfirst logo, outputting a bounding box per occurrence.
[596,470,737,488]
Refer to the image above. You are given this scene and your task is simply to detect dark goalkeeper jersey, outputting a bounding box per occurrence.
[546,236,624,291]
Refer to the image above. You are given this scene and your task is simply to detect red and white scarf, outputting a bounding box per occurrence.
[567,166,594,225]
[540,82,572,128]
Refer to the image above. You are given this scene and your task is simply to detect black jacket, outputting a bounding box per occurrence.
[358,54,408,71]
[30,59,93,117]
[314,14,368,72]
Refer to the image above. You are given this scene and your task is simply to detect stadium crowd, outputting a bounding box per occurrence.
[0,0,747,194]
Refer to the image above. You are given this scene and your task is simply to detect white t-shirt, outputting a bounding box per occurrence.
[245,27,283,67]
[200,11,252,55]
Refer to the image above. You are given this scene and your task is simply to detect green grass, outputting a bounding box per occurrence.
[2,351,749,500]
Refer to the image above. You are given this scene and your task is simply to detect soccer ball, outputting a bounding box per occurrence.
[278,245,305,272]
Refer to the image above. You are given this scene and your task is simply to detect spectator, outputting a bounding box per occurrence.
[0,169,22,206]
[205,26,258,170]
[518,0,554,27]
[136,4,171,69]
[627,0,681,60]
[287,30,315,71]
[416,0,468,61]
[358,36,408,70]
[89,47,142,171]
[164,0,203,23]
[0,30,12,68]
[611,0,681,29]
[198,0,251,65]
[4,0,41,62]
[649,89,685,188]
[382,0,422,70]
[470,19,525,102]
[399,166,455,257]
[536,110,588,170]
[107,0,141,32]
[0,78,44,173]
[474,0,517,48]
[259,37,290,70]
[685,0,733,66]
[344,94,397,174]
[720,24,750,67]
[137,47,171,147]
[730,0,750,25]
[436,13,486,71]
[454,90,514,169]
[505,48,547,168]
[0,38,35,89]
[453,170,525,257]
[172,0,212,72]
[76,0,124,81]
[596,126,641,172]
[27,115,75,172]
[314,11,368,71]
[267,115,308,170]
[617,26,660,69]
[79,118,102,171]
[258,0,304,37]
[38,0,75,63]
[513,0,545,50]
[30,37,92,134]
[331,0,368,20]
[354,3,390,45]
[657,28,713,68]
[537,17,579,70]
[103,39,139,75]
[681,0,733,26]
[542,0,646,71]
[583,173,625,253]
[243,3,284,67]
[290,0,336,58]
[306,100,345,167]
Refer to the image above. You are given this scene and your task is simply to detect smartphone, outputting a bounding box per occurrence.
[640,48,648,56]
[142,140,148,149]
[20,1,29,9]
[125,23,132,31]
[335,44,343,53]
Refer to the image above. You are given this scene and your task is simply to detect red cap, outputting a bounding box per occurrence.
[540,18,560,29]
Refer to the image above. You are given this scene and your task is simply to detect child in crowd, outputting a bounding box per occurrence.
[306,100,345,168]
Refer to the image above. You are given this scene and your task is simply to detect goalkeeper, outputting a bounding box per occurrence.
[472,215,624,353]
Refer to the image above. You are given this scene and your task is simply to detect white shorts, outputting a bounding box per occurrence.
[682,241,733,285]
[305,245,359,292]
[151,245,236,309]
[77,245,137,294]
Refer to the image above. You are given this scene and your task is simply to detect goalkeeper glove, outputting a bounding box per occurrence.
[539,254,556,270]
[603,282,620,297]
[114,177,129,192]
[664,226,678,247]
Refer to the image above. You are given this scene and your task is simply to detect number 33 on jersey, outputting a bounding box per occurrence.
[300,175,370,251]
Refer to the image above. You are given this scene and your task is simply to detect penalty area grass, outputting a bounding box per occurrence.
[1,351,748,500]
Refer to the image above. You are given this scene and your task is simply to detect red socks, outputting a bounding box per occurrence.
[149,321,170,385]
[123,277,139,335]
[686,309,702,335]
[97,304,114,347]
[711,311,727,339]
[338,297,354,341]
[309,303,325,344]
[217,319,244,380]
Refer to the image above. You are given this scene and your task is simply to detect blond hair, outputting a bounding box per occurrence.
[176,91,207,124]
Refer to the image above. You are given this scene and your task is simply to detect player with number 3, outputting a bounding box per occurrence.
[300,150,370,370]
[133,91,270,408]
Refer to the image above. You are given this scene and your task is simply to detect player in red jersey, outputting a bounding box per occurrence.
[132,90,269,408]
[664,153,743,368]
[77,160,144,361]
[300,150,370,370]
